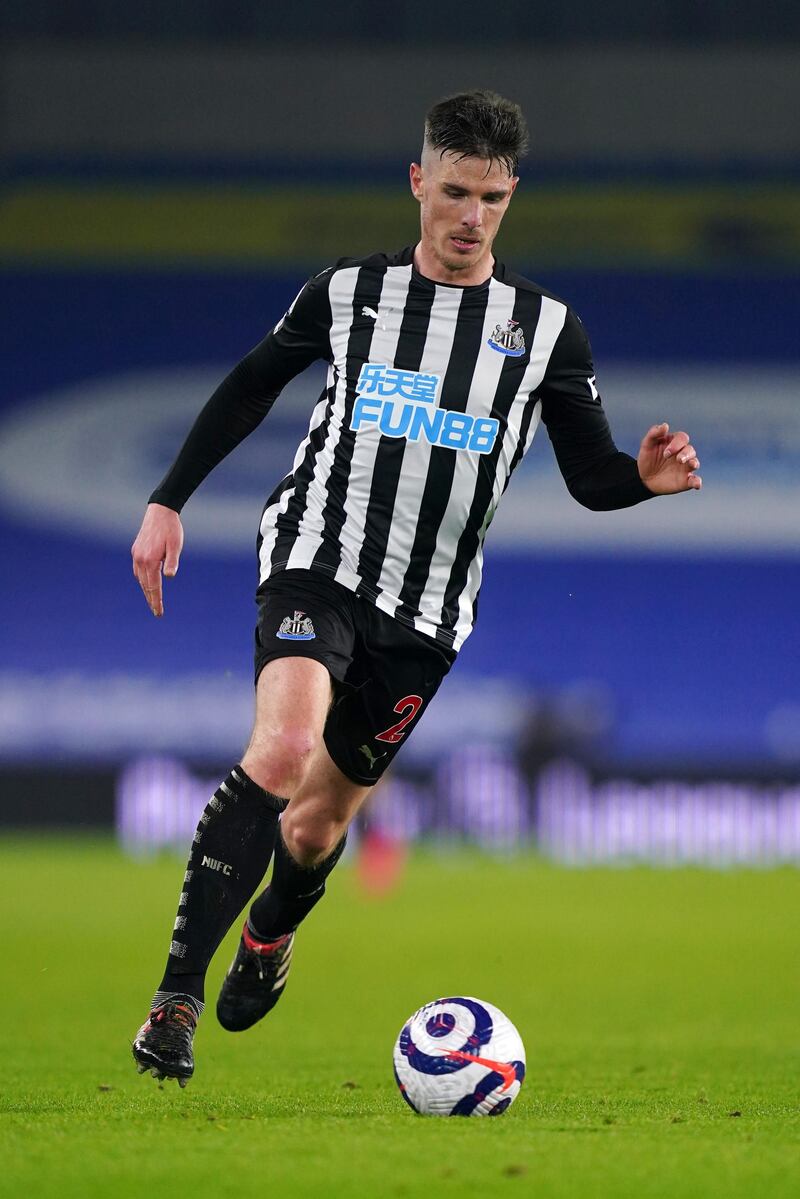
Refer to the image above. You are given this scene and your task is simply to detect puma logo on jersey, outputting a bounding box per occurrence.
[202,855,232,876]
[362,306,388,330]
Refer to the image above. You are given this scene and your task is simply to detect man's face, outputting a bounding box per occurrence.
[409,148,518,284]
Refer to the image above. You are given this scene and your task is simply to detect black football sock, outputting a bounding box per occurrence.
[157,766,287,1004]
[248,829,347,940]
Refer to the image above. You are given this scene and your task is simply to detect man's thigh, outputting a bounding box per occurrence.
[246,570,359,792]
[245,657,372,832]
[248,657,333,749]
[254,568,357,686]
[284,734,373,833]
[323,603,456,787]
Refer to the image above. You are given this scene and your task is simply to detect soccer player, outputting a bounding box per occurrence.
[130,90,701,1085]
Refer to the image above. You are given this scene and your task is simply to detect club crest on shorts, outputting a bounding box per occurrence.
[276,610,316,641]
[487,319,526,357]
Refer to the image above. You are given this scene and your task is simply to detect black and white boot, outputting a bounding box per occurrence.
[132,996,199,1086]
[216,923,294,1032]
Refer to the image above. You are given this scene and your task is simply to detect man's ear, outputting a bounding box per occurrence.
[409,161,424,201]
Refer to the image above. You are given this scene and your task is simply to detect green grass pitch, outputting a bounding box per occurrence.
[2,837,799,1198]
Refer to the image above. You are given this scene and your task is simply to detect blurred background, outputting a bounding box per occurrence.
[2,1,799,865]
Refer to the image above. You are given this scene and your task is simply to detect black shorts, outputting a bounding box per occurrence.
[254,569,456,786]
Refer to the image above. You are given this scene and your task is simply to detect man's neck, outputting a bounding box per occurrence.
[412,243,495,288]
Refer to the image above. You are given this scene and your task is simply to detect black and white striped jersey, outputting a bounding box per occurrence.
[151,247,651,650]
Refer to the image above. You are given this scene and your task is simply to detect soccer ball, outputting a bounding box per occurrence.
[392,996,526,1116]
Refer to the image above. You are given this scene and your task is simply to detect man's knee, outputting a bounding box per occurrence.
[242,727,318,797]
[281,806,347,867]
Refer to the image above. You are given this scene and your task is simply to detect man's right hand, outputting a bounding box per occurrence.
[131,503,184,617]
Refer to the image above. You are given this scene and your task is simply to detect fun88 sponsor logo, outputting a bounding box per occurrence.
[350,363,499,454]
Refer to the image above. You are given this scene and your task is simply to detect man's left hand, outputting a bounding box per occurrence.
[638,423,702,495]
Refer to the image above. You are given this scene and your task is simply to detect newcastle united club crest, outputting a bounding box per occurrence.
[487,318,526,357]
[276,610,316,641]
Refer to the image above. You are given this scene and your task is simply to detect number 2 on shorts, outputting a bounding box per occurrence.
[374,695,423,744]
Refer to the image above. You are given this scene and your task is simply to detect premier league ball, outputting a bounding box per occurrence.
[392,996,526,1116]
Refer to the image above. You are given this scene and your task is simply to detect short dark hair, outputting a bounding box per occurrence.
[424,89,529,176]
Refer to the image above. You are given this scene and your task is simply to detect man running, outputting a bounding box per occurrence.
[131,89,701,1085]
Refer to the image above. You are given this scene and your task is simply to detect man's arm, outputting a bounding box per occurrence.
[132,269,333,616]
[536,306,701,509]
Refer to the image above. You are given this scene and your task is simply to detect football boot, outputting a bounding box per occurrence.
[216,922,294,1032]
[132,996,198,1085]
